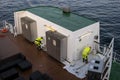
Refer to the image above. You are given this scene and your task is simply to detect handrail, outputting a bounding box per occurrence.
[101,38,114,80]
[98,38,120,64]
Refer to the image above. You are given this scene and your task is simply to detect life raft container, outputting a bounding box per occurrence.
[1,28,8,33]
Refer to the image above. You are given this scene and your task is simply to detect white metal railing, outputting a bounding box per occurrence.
[0,20,17,37]
[4,21,14,33]
[102,38,114,80]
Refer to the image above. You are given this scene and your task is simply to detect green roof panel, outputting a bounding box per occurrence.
[24,6,96,31]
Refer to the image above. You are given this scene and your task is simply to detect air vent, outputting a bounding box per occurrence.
[95,61,100,64]
[62,6,70,13]
[94,66,99,70]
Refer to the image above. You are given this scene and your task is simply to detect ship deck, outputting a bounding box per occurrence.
[0,32,86,80]
[0,32,120,80]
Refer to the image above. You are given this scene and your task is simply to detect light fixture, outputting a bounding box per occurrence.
[44,25,56,32]
[79,31,93,41]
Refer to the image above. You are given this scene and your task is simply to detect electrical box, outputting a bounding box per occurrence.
[88,59,104,80]
[46,31,67,63]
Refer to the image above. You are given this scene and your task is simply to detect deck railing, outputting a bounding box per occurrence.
[102,38,114,80]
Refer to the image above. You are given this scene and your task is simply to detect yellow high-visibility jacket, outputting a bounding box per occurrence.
[34,37,43,46]
[82,46,91,59]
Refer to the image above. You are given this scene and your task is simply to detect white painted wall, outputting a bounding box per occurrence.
[14,11,73,62]
[14,11,100,63]
[14,11,26,35]
[71,22,100,60]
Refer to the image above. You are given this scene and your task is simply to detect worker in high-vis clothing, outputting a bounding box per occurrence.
[82,46,91,63]
[34,37,43,50]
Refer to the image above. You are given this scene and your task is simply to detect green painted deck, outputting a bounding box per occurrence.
[110,62,120,80]
[21,6,96,31]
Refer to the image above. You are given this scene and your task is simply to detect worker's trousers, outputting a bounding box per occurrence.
[36,45,42,50]
[83,56,88,63]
